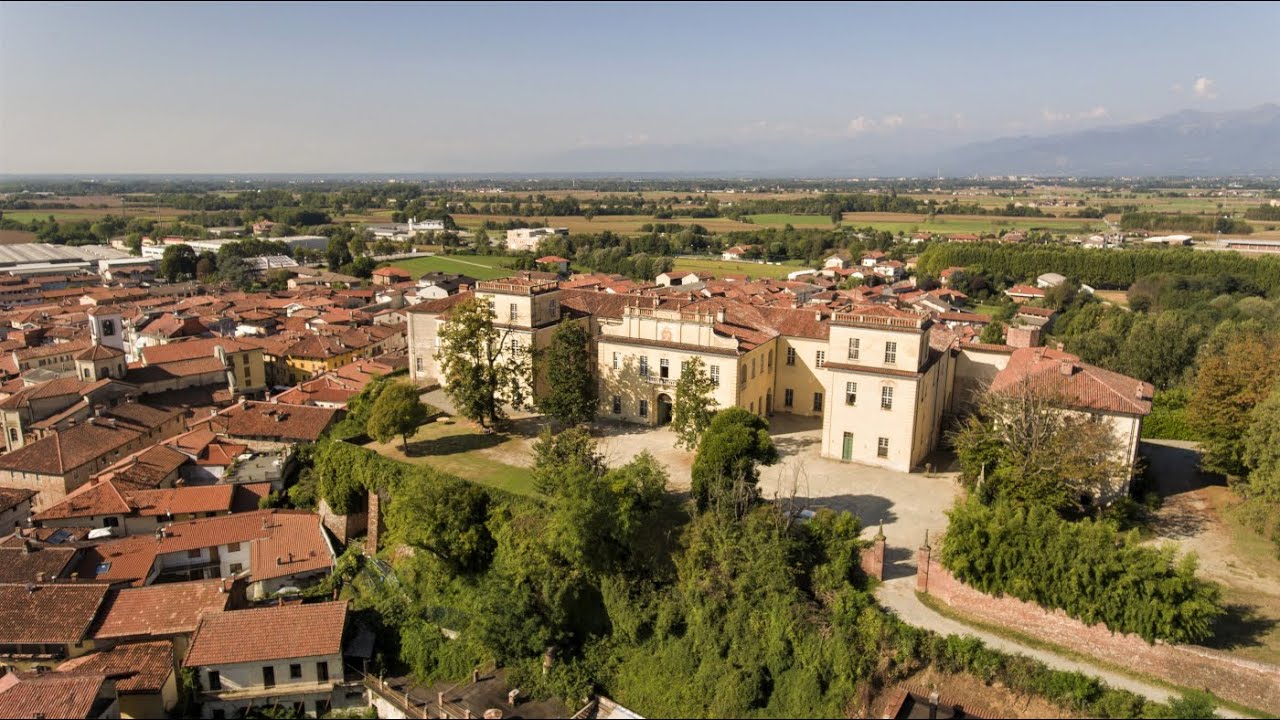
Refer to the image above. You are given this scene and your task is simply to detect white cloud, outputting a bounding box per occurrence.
[847,116,874,135]
[1193,76,1217,99]
[1170,82,1184,94]
[880,114,905,130]
[1041,106,1109,125]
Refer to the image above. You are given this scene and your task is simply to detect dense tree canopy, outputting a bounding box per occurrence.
[671,357,718,450]
[537,320,596,426]
[367,381,430,452]
[691,408,779,514]
[436,297,530,428]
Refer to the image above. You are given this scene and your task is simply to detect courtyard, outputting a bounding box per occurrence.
[375,391,961,577]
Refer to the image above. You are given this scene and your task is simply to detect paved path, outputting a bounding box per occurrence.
[875,576,1182,703]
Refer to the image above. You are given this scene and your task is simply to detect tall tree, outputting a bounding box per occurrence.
[691,407,779,515]
[978,319,1005,345]
[386,469,494,573]
[436,297,529,429]
[949,380,1130,515]
[159,243,197,282]
[1188,321,1280,477]
[1242,381,1280,503]
[367,381,430,452]
[538,320,596,426]
[671,357,718,450]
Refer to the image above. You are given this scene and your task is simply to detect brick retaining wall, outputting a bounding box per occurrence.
[916,545,1280,714]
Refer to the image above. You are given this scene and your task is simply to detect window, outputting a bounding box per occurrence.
[750,401,755,414]
[316,662,329,682]
[7,428,16,443]
[101,319,115,336]
[680,360,689,375]
[750,358,756,379]
[639,399,648,418]
[612,352,620,370]
[639,356,648,377]
[816,350,825,368]
[660,358,669,379]
[103,517,119,528]
[848,338,860,360]
[227,542,241,553]
[510,339,520,353]
[290,663,303,680]
[786,347,796,366]
[207,671,221,691]
[228,563,243,574]
[881,386,894,410]
[416,357,424,371]
[877,437,890,458]
[845,382,857,406]
[509,303,518,322]
[813,392,823,411]
[885,341,898,365]
[83,367,91,379]
[186,549,202,559]
[784,388,794,407]
[710,365,720,386]
[767,350,774,369]
[240,353,248,366]
[262,666,275,688]
[611,396,621,414]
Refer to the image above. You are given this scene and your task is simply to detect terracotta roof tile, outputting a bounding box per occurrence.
[990,347,1154,416]
[198,401,338,442]
[93,579,232,640]
[184,600,347,667]
[0,583,110,645]
[0,673,109,719]
[56,640,174,694]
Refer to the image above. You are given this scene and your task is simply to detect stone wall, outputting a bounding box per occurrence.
[317,497,367,546]
[916,544,1280,714]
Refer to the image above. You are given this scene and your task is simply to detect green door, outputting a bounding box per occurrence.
[842,432,853,461]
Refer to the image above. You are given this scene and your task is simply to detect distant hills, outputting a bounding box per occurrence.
[535,104,1280,177]
[928,104,1280,177]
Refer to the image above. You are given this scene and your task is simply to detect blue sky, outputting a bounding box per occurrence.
[1,1,1277,173]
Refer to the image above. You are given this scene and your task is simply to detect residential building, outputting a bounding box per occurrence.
[0,673,120,719]
[0,582,111,670]
[184,601,356,719]
[504,227,566,253]
[56,641,179,719]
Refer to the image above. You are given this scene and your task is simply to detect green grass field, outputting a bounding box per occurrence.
[744,213,836,228]
[364,419,538,498]
[388,254,517,280]
[840,212,1103,236]
[672,256,813,280]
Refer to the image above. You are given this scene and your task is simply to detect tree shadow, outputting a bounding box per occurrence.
[781,492,899,530]
[883,545,918,581]
[403,430,507,458]
[1201,602,1280,653]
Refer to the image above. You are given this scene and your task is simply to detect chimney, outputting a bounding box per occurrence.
[69,572,78,580]
[276,556,283,565]
[1059,360,1074,376]
[35,571,45,582]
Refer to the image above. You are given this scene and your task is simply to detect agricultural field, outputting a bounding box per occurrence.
[840,211,1103,236]
[671,256,812,280]
[0,229,37,245]
[449,213,758,235]
[388,254,517,280]
[744,213,836,228]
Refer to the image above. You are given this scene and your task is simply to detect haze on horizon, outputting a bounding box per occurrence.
[2,1,1278,175]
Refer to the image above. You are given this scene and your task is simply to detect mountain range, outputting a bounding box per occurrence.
[535,104,1280,177]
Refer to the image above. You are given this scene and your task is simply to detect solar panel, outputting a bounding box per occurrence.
[46,529,72,544]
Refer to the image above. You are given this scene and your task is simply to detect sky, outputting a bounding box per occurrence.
[1,1,1278,174]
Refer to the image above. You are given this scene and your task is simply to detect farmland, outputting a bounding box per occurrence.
[387,254,517,280]
[840,211,1104,236]
[449,213,758,235]
[744,213,836,228]
[671,256,811,280]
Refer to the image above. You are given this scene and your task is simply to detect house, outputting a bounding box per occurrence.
[988,347,1153,500]
[184,601,356,719]
[77,509,336,598]
[0,403,186,511]
[504,227,566,253]
[1014,305,1058,329]
[536,255,570,274]
[251,221,276,236]
[56,641,178,719]
[0,672,120,719]
[32,479,268,536]
[823,251,853,269]
[860,251,885,267]
[0,487,34,532]
[0,527,81,583]
[415,272,474,300]
[1003,284,1046,303]
[371,267,412,286]
[91,578,236,654]
[0,582,112,670]
[655,270,697,287]
[720,245,758,261]
[193,401,338,445]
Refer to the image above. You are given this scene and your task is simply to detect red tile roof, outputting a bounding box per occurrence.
[990,347,1154,416]
[1005,284,1046,297]
[184,600,348,667]
[0,673,109,719]
[93,579,233,640]
[56,640,174,694]
[75,344,125,362]
[140,337,256,365]
[0,582,110,645]
[196,401,338,442]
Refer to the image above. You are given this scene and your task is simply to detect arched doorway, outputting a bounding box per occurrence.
[656,393,673,425]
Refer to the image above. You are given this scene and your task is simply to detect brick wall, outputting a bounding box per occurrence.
[860,535,885,581]
[317,497,368,545]
[916,545,1280,714]
[365,489,381,557]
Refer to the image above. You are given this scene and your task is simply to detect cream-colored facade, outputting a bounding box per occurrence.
[408,279,1151,480]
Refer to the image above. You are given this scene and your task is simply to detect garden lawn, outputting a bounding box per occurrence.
[363,418,539,498]
[389,254,517,280]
